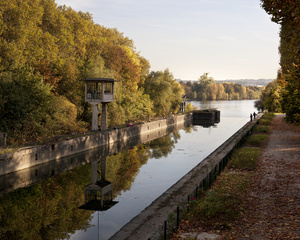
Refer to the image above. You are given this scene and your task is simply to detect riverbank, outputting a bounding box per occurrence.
[173,114,300,239]
[0,113,192,175]
[110,113,260,239]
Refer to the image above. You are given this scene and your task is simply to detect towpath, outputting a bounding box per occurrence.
[176,114,300,239]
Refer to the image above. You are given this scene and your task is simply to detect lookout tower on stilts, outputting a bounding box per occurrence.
[82,37,117,131]
[82,78,116,131]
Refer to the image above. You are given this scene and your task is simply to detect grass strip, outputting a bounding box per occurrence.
[253,125,270,134]
[245,134,268,147]
[187,171,250,224]
[228,147,261,171]
[172,113,276,238]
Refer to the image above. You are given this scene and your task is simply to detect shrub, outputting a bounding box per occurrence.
[259,118,272,126]
[246,134,268,147]
[188,172,249,222]
[253,125,270,134]
[263,112,275,120]
[185,103,195,112]
[258,112,275,126]
[228,147,261,170]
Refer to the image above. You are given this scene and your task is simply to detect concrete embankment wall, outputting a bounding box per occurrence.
[0,113,192,175]
[110,114,262,240]
[0,119,191,195]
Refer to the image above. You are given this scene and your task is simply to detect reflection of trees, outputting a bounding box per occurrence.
[148,132,180,159]
[0,164,92,240]
[0,145,153,240]
[105,145,151,196]
[184,125,197,134]
[0,128,191,239]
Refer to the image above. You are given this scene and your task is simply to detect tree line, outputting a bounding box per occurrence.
[0,0,184,145]
[180,73,262,101]
[258,0,300,124]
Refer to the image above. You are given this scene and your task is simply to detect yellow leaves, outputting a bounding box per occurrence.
[123,46,141,66]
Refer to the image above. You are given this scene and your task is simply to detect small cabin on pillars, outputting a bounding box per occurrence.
[82,78,117,131]
[84,78,115,103]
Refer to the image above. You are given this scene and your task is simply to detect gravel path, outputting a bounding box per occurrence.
[225,114,300,239]
[175,114,300,240]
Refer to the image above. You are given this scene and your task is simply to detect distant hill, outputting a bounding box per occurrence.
[177,79,274,86]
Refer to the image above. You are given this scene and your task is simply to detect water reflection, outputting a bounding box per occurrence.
[0,120,189,195]
[0,100,256,240]
[0,120,193,240]
[79,155,118,211]
[192,109,220,128]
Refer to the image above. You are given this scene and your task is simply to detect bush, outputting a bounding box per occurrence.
[259,118,272,126]
[0,67,87,145]
[246,134,268,147]
[256,112,275,126]
[228,147,261,170]
[188,171,249,222]
[253,125,270,134]
[263,112,275,120]
[184,103,195,112]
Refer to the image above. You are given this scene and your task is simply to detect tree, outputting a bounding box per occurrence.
[261,0,300,124]
[260,80,283,113]
[0,0,44,70]
[0,0,190,144]
[198,73,215,100]
[144,69,184,116]
[198,73,215,85]
[107,85,154,126]
[223,83,235,100]
[180,79,261,101]
[254,100,265,112]
[0,67,85,144]
[170,81,185,113]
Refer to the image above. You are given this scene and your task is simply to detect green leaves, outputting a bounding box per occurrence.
[144,69,184,116]
[261,0,300,124]
[0,0,185,144]
[0,67,85,144]
[181,80,261,101]
[260,79,283,113]
[107,86,154,126]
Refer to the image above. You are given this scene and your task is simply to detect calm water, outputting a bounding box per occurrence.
[0,100,257,240]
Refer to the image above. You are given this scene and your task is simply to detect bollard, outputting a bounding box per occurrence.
[164,221,167,240]
[4,132,7,147]
[177,206,179,229]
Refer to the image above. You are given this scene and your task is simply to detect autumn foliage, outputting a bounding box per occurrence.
[260,0,300,124]
[0,0,185,145]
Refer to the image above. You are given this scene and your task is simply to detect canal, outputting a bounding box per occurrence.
[0,100,257,240]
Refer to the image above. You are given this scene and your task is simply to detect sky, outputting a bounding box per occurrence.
[55,0,280,81]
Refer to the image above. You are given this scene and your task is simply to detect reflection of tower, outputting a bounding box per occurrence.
[79,145,118,240]
[80,156,118,211]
